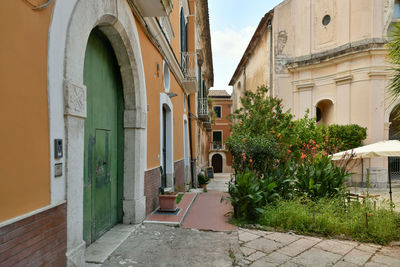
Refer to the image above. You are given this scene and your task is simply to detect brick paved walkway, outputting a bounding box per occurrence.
[181,191,236,231]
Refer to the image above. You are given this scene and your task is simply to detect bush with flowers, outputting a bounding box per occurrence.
[226,86,364,220]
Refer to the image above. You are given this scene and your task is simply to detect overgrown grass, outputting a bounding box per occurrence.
[259,198,400,245]
[176,193,184,204]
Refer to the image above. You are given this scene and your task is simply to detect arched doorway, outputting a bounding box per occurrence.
[83,29,123,245]
[212,154,223,173]
[389,105,400,180]
[160,95,174,189]
[316,99,334,125]
[58,0,148,263]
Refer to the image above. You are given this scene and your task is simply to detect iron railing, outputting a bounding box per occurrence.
[181,51,197,79]
[389,157,400,180]
[198,97,208,118]
[211,142,224,150]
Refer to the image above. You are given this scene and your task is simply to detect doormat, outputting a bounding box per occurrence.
[154,208,181,215]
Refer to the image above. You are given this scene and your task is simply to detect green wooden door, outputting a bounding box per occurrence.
[83,29,124,245]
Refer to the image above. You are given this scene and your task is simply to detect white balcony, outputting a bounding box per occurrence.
[210,142,225,151]
[181,52,197,93]
[132,0,173,17]
[198,97,209,121]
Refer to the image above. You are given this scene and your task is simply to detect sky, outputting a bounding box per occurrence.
[208,0,282,94]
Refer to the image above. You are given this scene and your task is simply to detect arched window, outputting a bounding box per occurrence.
[316,100,334,125]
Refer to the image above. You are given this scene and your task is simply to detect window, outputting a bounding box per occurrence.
[163,61,170,92]
[394,0,400,19]
[213,106,221,118]
[212,131,222,149]
[322,15,331,26]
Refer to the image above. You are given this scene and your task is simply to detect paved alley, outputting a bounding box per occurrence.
[94,174,400,267]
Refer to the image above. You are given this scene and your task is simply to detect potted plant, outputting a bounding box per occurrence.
[198,173,209,189]
[159,187,178,211]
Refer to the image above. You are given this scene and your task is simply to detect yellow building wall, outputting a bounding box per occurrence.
[245,33,269,92]
[0,0,52,222]
[135,17,186,169]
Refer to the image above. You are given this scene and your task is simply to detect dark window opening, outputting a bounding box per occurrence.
[322,15,331,26]
[316,107,322,122]
[214,106,221,118]
[212,131,222,149]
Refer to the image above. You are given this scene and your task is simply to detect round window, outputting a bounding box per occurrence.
[322,15,331,26]
[163,61,170,92]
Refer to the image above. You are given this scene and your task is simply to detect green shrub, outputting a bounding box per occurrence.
[294,156,350,200]
[198,173,209,185]
[261,198,400,245]
[228,171,279,221]
[326,124,367,152]
[226,86,366,221]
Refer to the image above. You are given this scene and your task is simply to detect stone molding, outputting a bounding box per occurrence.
[60,0,148,265]
[334,74,353,85]
[286,38,387,69]
[63,80,87,118]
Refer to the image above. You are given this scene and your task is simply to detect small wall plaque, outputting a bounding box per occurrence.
[55,163,63,177]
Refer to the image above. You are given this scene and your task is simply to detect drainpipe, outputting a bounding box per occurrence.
[267,19,273,96]
[187,94,195,188]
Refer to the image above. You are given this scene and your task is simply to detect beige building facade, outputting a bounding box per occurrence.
[230,0,400,187]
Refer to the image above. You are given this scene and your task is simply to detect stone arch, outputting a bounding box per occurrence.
[58,0,147,264]
[209,152,227,173]
[314,98,335,125]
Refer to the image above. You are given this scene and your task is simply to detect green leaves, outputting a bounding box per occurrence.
[388,22,400,104]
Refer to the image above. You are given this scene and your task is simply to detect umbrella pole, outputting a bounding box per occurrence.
[361,159,364,187]
[389,158,393,205]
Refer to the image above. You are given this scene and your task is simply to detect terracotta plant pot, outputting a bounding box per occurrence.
[159,194,178,211]
[200,184,207,189]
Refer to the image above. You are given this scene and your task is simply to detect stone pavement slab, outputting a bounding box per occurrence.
[289,247,342,266]
[252,251,291,267]
[315,239,356,255]
[207,173,231,192]
[277,237,321,257]
[342,248,373,265]
[101,224,243,267]
[264,232,300,244]
[245,237,284,254]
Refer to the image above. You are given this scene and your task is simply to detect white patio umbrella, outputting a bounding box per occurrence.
[331,140,400,203]
[331,140,400,160]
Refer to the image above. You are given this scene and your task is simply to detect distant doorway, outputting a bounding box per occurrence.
[212,154,223,173]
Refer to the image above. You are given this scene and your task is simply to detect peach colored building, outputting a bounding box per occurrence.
[230,0,400,188]
[0,0,212,265]
[208,90,233,173]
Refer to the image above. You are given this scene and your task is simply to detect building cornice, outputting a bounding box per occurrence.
[286,38,388,70]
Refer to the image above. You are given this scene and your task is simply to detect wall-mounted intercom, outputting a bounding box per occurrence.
[54,139,63,159]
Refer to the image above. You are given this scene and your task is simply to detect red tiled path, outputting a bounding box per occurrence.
[182,191,237,231]
[145,193,196,224]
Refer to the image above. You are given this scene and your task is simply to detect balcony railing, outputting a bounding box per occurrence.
[181,52,196,78]
[198,97,209,120]
[181,52,197,92]
[211,141,224,150]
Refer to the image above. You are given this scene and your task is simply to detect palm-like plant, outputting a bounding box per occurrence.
[387,23,400,104]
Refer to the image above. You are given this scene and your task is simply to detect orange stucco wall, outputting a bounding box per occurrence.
[135,17,186,169]
[0,0,52,222]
